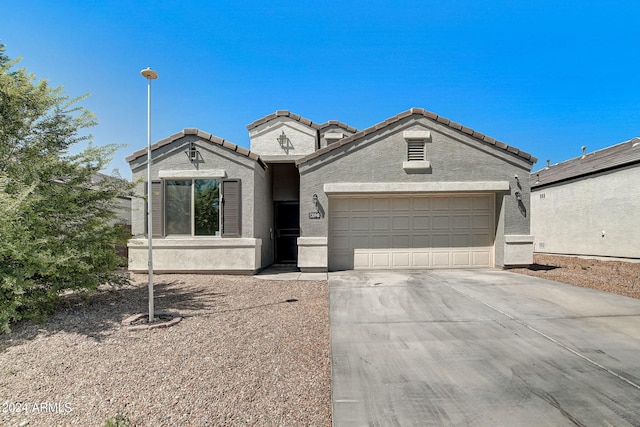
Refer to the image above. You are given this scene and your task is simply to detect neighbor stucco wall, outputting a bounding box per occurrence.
[298,116,534,268]
[531,164,640,259]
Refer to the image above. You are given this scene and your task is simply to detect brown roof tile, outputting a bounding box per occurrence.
[319,120,358,133]
[296,108,538,166]
[126,128,266,169]
[247,110,320,130]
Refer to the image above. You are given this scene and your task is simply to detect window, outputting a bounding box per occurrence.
[165,179,220,235]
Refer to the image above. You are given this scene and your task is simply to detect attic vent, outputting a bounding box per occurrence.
[408,141,425,161]
[403,130,431,162]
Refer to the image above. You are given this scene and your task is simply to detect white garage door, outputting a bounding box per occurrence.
[328,194,494,270]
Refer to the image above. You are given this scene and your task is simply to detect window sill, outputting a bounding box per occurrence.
[403,161,432,174]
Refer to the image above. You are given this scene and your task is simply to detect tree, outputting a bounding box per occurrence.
[0,44,133,333]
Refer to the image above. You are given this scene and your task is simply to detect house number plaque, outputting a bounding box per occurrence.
[308,212,321,219]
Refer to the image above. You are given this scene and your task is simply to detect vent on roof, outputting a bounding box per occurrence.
[581,145,587,159]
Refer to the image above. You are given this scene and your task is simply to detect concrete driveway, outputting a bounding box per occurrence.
[329,269,640,426]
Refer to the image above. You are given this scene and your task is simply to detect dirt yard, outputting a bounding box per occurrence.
[510,254,640,300]
[0,275,330,426]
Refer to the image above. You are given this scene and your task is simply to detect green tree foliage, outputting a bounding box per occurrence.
[0,44,133,333]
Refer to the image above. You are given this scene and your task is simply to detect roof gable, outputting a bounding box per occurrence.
[126,128,266,169]
[296,107,537,165]
[531,137,640,188]
[246,110,319,131]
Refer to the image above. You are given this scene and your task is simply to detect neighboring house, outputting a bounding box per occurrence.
[530,137,640,260]
[127,108,537,273]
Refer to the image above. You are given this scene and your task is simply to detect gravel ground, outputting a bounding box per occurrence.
[0,274,330,426]
[510,254,640,300]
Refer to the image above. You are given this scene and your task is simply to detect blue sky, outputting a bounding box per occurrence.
[2,1,638,179]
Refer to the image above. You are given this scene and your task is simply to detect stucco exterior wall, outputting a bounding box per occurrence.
[531,165,640,259]
[128,134,267,272]
[298,116,534,268]
[249,118,317,158]
[130,134,260,238]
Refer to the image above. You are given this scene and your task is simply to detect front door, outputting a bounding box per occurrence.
[274,201,300,263]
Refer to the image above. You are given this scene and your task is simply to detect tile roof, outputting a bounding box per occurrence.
[296,107,537,165]
[246,110,358,133]
[318,120,358,133]
[246,110,319,130]
[531,137,640,188]
[126,128,266,169]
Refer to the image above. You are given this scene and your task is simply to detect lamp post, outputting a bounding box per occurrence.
[141,67,158,323]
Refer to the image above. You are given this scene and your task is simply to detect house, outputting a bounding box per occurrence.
[530,137,640,260]
[127,108,537,273]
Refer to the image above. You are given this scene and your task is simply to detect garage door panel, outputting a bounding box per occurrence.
[351,198,370,212]
[473,196,491,210]
[432,234,451,247]
[372,252,391,268]
[432,252,451,267]
[413,215,430,230]
[351,235,370,248]
[452,234,471,247]
[353,251,370,269]
[372,235,390,248]
[329,195,494,270]
[372,216,389,230]
[453,198,471,210]
[452,251,471,267]
[473,251,492,267]
[472,214,491,229]
[392,252,411,268]
[332,217,349,232]
[413,198,430,211]
[332,235,351,250]
[392,198,410,211]
[412,252,430,267]
[372,198,390,211]
[392,235,410,248]
[432,216,450,230]
[453,215,471,229]
[473,233,493,246]
[392,216,410,230]
[351,216,370,231]
[412,235,430,247]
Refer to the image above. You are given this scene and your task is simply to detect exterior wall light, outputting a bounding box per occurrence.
[515,191,522,201]
[185,142,199,162]
[312,193,319,209]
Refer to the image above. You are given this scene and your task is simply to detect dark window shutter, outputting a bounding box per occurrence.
[151,181,164,237]
[145,181,164,237]
[222,179,241,237]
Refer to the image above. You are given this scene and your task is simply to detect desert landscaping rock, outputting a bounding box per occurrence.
[511,254,640,300]
[0,274,330,426]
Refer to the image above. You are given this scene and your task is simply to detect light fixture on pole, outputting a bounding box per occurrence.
[141,67,158,323]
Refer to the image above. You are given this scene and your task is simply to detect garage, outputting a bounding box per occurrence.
[328,194,495,270]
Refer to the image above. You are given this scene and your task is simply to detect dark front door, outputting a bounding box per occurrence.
[274,201,300,263]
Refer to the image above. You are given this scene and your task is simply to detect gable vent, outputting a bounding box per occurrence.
[407,141,425,161]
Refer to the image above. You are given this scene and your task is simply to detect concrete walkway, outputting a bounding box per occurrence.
[255,264,328,281]
[329,269,640,426]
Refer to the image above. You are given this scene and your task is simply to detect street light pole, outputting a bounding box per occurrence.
[141,67,158,323]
